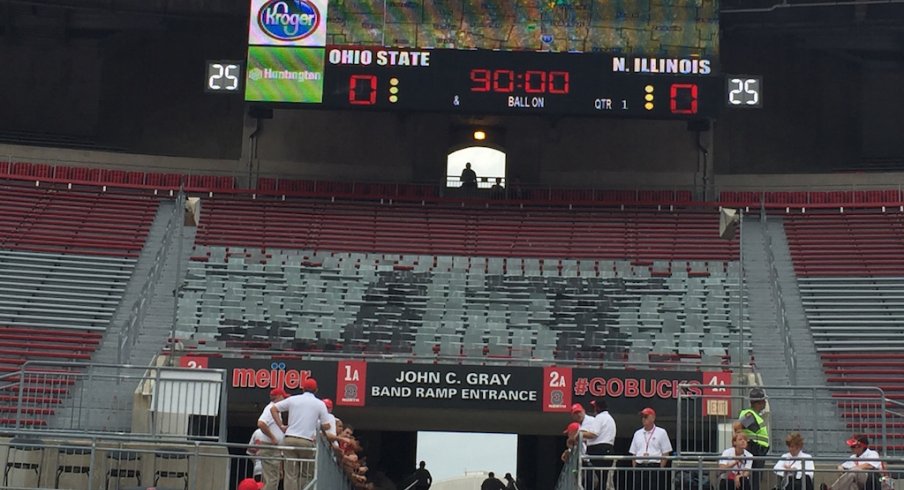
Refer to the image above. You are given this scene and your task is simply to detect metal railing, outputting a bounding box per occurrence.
[4,362,226,442]
[117,192,183,364]
[676,384,898,457]
[178,348,744,371]
[762,216,798,385]
[555,434,582,490]
[564,454,901,490]
[0,434,351,490]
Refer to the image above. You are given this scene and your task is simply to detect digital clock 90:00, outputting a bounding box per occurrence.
[469,69,570,95]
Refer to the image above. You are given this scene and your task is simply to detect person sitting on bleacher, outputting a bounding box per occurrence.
[823,435,882,490]
[719,432,753,490]
[773,432,814,490]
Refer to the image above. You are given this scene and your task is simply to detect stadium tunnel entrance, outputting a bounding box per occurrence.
[205,357,715,489]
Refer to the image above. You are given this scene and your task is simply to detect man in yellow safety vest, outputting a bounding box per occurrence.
[738,388,769,490]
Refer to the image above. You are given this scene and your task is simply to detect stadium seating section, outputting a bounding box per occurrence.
[0,184,157,257]
[786,211,904,450]
[195,199,739,261]
[175,200,745,364]
[0,184,159,427]
[4,166,904,443]
[177,250,744,363]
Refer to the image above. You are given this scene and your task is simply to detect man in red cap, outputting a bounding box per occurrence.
[237,477,264,490]
[270,377,331,490]
[561,422,584,462]
[258,387,288,490]
[629,408,673,490]
[823,435,883,490]
[322,398,340,446]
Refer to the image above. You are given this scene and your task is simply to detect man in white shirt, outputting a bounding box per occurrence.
[322,398,341,447]
[825,435,883,490]
[270,378,331,490]
[258,387,288,490]
[629,408,673,490]
[247,428,265,481]
[583,399,617,490]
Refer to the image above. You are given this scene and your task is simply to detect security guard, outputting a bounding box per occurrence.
[738,388,769,490]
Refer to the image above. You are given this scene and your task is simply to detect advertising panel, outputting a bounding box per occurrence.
[245,46,325,103]
[248,0,329,47]
[202,357,702,416]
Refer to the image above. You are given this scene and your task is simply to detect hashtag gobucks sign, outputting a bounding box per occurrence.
[542,367,572,412]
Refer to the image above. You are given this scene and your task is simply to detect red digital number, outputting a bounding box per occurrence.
[493,70,515,93]
[670,83,699,114]
[348,75,377,105]
[549,71,570,94]
[524,71,546,94]
[470,69,491,92]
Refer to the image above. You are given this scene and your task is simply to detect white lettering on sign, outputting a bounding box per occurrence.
[708,375,727,392]
[381,369,538,403]
[326,49,431,66]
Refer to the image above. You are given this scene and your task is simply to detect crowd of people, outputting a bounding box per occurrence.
[562,390,890,490]
[244,378,376,490]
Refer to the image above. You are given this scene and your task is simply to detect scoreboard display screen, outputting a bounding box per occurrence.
[244,0,721,119]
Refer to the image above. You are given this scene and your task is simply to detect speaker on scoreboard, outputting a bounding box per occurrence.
[719,207,740,240]
[248,106,273,119]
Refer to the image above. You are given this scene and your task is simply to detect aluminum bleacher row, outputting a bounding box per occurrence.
[0,184,157,257]
[177,250,746,363]
[0,184,159,427]
[195,199,739,261]
[785,211,904,450]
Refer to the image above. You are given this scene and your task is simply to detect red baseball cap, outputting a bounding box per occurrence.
[563,422,581,434]
[270,387,288,398]
[847,435,869,447]
[571,403,585,414]
[323,398,333,411]
[236,478,260,490]
[302,378,318,392]
[640,407,656,416]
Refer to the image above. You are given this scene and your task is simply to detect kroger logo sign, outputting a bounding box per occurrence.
[257,0,321,42]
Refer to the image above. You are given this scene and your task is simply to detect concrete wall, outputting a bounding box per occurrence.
[0,41,102,136]
[716,31,867,174]
[250,111,700,188]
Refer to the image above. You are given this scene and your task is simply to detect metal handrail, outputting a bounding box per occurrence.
[676,383,891,457]
[117,192,182,364]
[11,361,228,441]
[762,216,798,384]
[171,348,746,371]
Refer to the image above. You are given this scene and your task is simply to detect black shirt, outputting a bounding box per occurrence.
[481,477,506,490]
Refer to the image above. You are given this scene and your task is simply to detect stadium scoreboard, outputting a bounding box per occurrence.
[240,0,727,119]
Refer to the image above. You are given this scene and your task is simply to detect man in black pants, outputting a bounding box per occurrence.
[738,389,770,490]
[582,399,617,490]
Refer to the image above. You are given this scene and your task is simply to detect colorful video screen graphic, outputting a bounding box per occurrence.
[245,46,325,103]
[326,0,719,57]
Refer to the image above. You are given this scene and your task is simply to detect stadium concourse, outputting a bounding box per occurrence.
[0,163,902,488]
